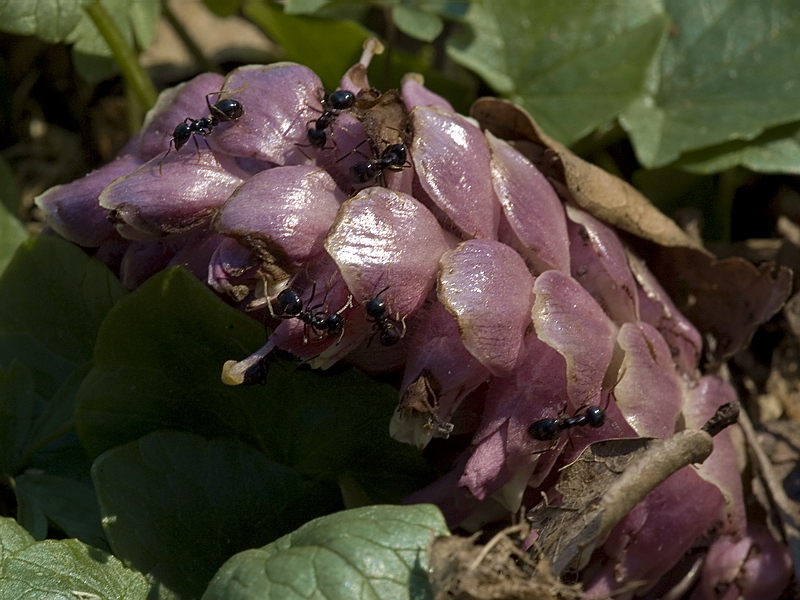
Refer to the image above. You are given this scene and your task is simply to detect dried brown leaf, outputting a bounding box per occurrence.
[644,248,792,364]
[528,430,714,576]
[470,98,704,252]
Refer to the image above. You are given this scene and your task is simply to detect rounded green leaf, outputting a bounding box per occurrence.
[447,0,667,144]
[0,537,151,599]
[622,0,800,167]
[393,5,443,42]
[0,235,126,367]
[75,267,434,503]
[92,430,342,599]
[203,504,449,600]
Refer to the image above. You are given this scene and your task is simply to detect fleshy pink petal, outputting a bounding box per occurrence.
[34,154,143,247]
[585,466,725,597]
[324,187,450,315]
[138,72,226,161]
[411,106,500,239]
[438,240,534,376]
[683,376,746,537]
[100,149,244,241]
[692,527,792,600]
[214,165,345,270]
[566,205,638,325]
[613,322,684,438]
[629,252,702,375]
[208,237,262,303]
[532,270,618,409]
[394,302,491,447]
[401,74,455,113]
[119,231,206,289]
[487,132,570,274]
[461,333,568,499]
[167,232,230,286]
[210,63,324,165]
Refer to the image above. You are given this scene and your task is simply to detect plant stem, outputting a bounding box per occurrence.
[163,1,221,74]
[84,0,158,113]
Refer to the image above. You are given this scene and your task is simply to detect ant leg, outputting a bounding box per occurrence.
[398,314,408,340]
[332,138,372,166]
[205,83,250,112]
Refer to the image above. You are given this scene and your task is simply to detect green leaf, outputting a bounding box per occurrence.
[0,363,41,476]
[92,430,341,598]
[621,0,800,168]
[447,0,667,144]
[203,504,448,600]
[0,535,151,599]
[0,155,21,214]
[14,470,106,548]
[0,0,160,83]
[245,0,369,90]
[0,334,77,399]
[284,0,330,14]
[0,235,126,367]
[674,121,800,174]
[392,5,443,42]
[0,203,26,279]
[0,0,88,41]
[0,517,35,559]
[70,0,161,83]
[76,267,434,503]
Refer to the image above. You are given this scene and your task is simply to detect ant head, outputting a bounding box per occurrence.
[528,418,560,441]
[276,289,303,316]
[324,313,344,336]
[385,144,407,163]
[328,90,355,110]
[215,98,244,121]
[350,161,377,183]
[585,406,606,428]
[365,297,386,318]
[172,123,193,150]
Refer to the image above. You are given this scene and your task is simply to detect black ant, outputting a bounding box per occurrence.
[527,405,606,442]
[306,90,355,149]
[349,144,408,184]
[271,286,352,343]
[364,288,406,346]
[159,87,245,173]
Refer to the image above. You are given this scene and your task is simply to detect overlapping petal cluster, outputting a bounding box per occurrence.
[35,56,789,598]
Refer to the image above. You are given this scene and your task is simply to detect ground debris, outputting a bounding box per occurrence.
[428,524,581,600]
